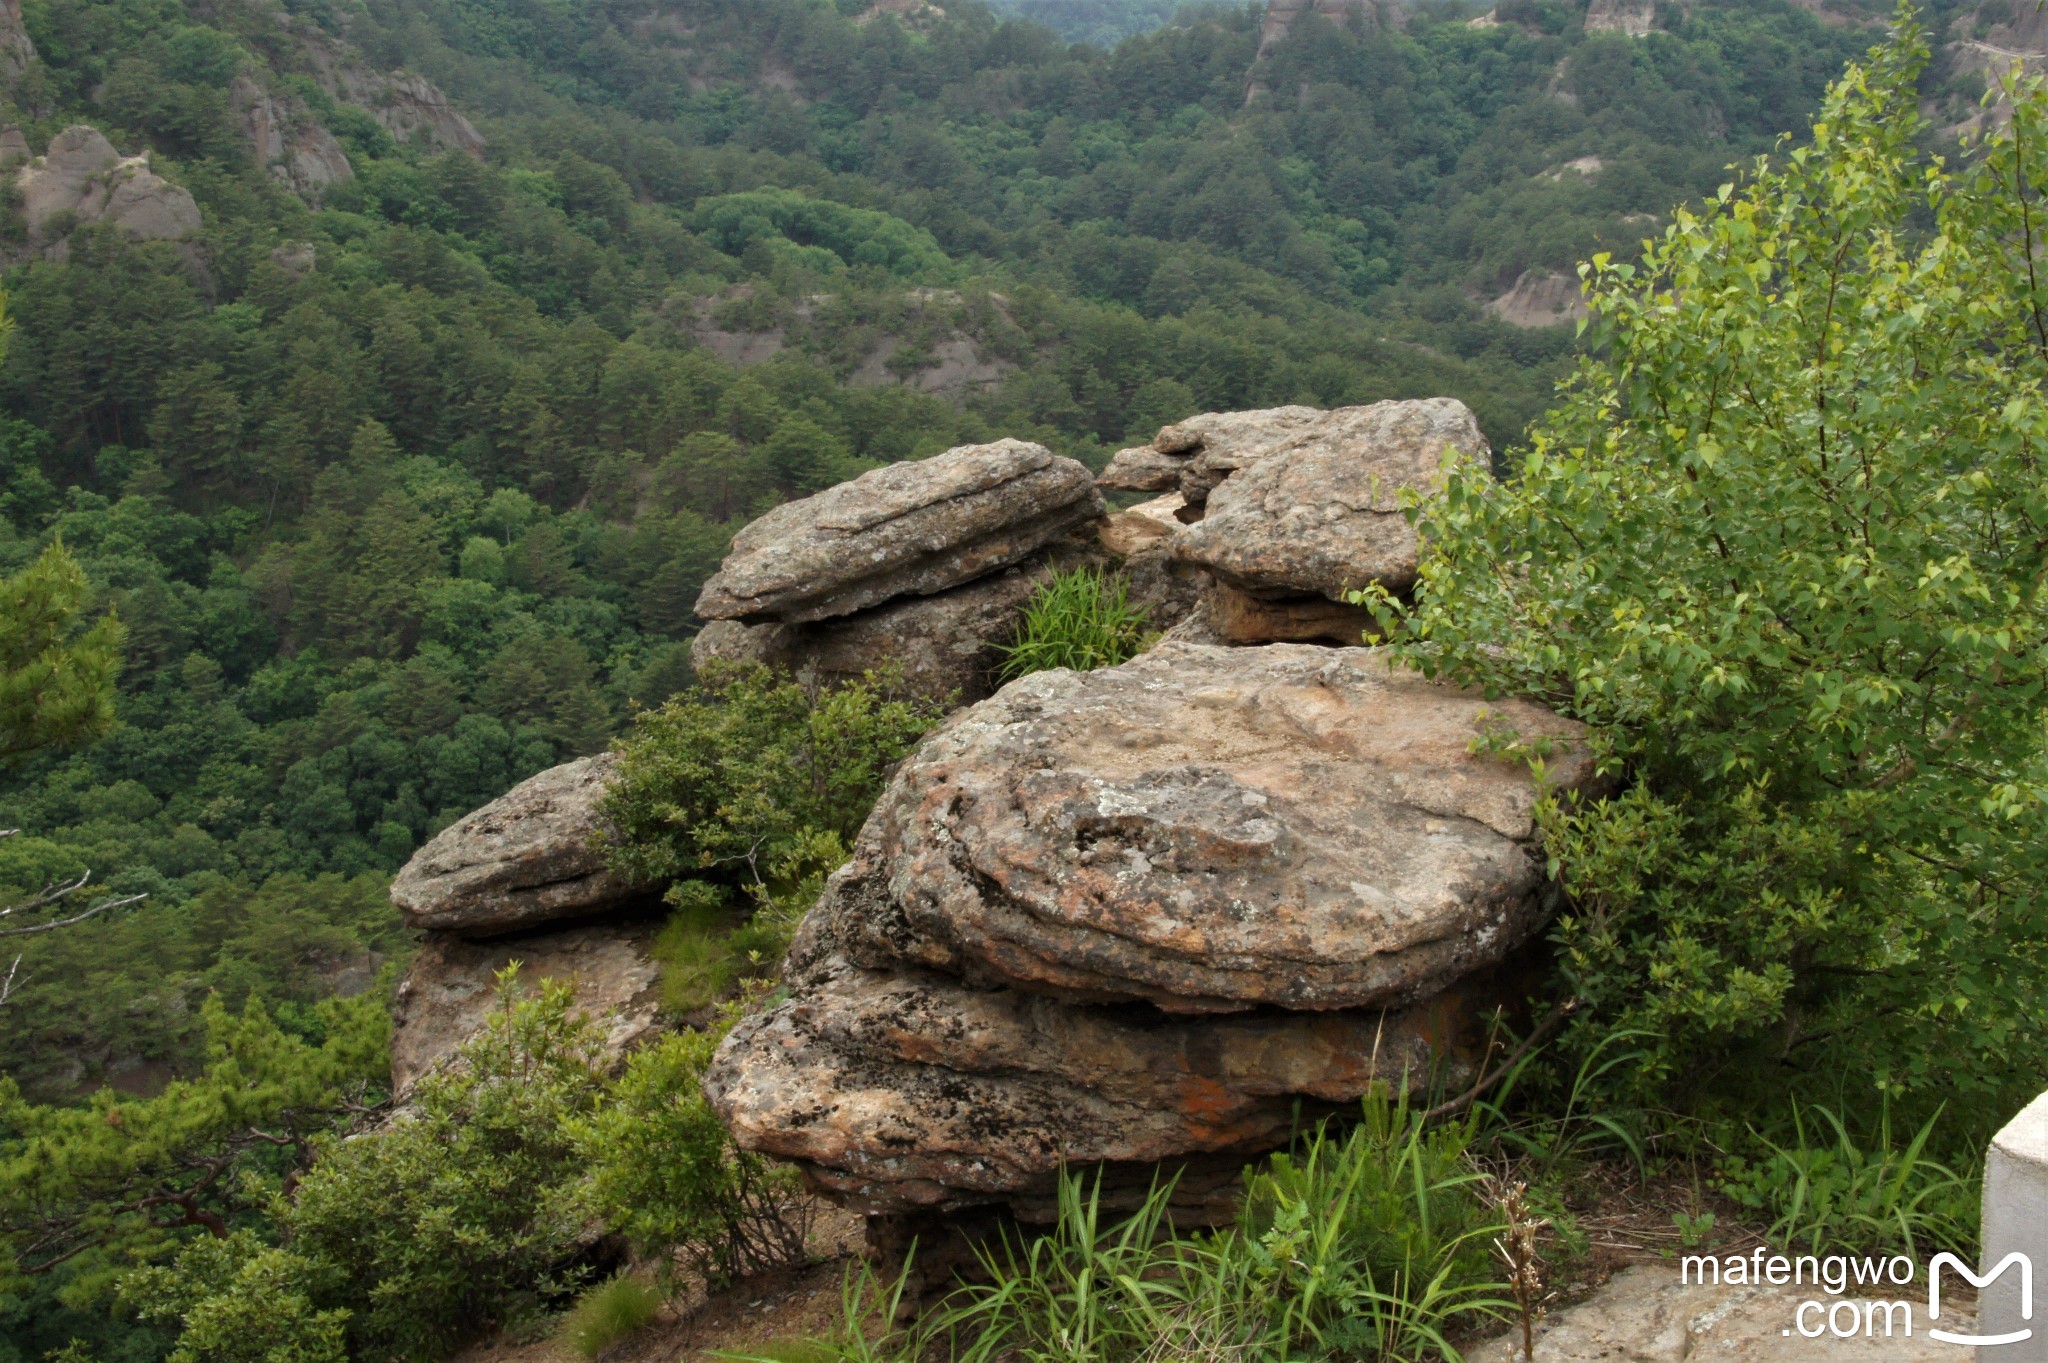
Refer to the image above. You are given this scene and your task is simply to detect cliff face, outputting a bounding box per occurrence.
[0,0,33,83]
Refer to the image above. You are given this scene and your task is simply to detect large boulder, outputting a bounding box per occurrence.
[689,548,1093,705]
[1174,398,1486,600]
[708,642,1604,1215]
[12,127,201,254]
[804,642,1600,1015]
[391,754,643,935]
[390,920,663,1093]
[1097,445,1186,493]
[706,949,1461,1216]
[1164,406,1326,505]
[694,440,1104,625]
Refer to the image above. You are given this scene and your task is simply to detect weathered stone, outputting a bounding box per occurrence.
[0,0,33,82]
[232,77,353,200]
[1199,579,1377,645]
[1174,398,1487,600]
[1098,445,1186,493]
[1464,1262,1965,1363]
[391,754,643,935]
[1584,0,1657,36]
[706,948,1471,1216]
[694,440,1105,624]
[390,921,662,1093]
[12,127,201,254]
[689,548,1099,705]
[296,23,486,157]
[810,642,1602,1014]
[0,127,27,170]
[1157,406,1324,503]
[1485,269,1590,329]
[1099,492,1187,556]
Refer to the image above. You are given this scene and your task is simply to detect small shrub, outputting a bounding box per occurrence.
[603,664,943,894]
[572,1006,812,1285]
[996,567,1153,681]
[281,969,609,1358]
[558,1274,663,1358]
[1716,1102,1977,1259]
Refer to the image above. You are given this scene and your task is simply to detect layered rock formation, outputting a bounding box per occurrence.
[706,642,1604,1215]
[387,752,668,1093]
[690,440,1118,703]
[6,127,201,258]
[232,77,354,200]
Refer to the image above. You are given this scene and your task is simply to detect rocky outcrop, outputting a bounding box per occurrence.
[9,127,201,257]
[1251,0,1402,68]
[1485,270,1590,328]
[295,21,486,157]
[391,921,662,1092]
[1196,579,1377,644]
[1098,445,1186,493]
[706,641,1605,1213]
[232,77,353,200]
[0,0,33,82]
[1174,398,1487,601]
[1162,406,1325,506]
[1584,0,1658,35]
[690,546,1096,705]
[390,754,644,935]
[695,440,1104,625]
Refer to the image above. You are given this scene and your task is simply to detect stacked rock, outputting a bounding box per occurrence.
[688,439,1114,704]
[704,638,1607,1218]
[1100,397,1489,644]
[386,754,664,1092]
[701,394,1613,1221]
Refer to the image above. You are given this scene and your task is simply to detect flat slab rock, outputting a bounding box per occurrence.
[391,920,662,1093]
[689,544,1101,705]
[705,948,1466,1216]
[1174,398,1488,600]
[694,440,1104,624]
[1464,1263,1968,1362]
[814,642,1602,1014]
[391,754,641,935]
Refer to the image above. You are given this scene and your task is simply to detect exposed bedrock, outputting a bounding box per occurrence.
[693,439,1104,625]
[706,641,1604,1214]
[1172,397,1487,600]
[390,753,647,935]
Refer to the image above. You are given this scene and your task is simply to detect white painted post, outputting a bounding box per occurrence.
[1980,1090,2048,1362]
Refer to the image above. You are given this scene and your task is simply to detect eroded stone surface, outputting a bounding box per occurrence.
[391,754,642,934]
[695,440,1104,624]
[690,548,1096,704]
[1099,445,1186,493]
[232,77,353,199]
[1198,579,1378,645]
[705,948,1461,1215]
[807,642,1600,1014]
[391,920,662,1093]
[1174,398,1487,600]
[1160,406,1325,504]
[12,127,201,254]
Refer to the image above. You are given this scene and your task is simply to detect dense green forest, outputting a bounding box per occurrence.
[1,0,2040,1355]
[0,0,1955,1097]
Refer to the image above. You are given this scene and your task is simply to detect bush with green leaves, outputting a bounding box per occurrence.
[996,567,1154,682]
[1366,15,2048,1126]
[280,971,608,1358]
[602,663,944,897]
[121,1234,349,1363]
[572,1008,810,1286]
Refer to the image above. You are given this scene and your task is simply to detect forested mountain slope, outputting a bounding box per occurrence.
[0,0,1987,1105]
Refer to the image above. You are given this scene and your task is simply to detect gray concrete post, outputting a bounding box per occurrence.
[1980,1090,2048,1361]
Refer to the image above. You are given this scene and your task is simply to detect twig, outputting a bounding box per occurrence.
[1423,997,1580,1123]
[0,892,147,939]
[0,953,21,1005]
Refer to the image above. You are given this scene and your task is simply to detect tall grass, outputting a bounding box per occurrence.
[1716,1101,1978,1259]
[752,1097,1513,1363]
[997,567,1155,681]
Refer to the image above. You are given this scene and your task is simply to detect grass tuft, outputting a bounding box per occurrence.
[559,1274,664,1358]
[997,567,1155,681]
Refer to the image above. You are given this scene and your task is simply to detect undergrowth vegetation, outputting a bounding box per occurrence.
[997,566,1156,680]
